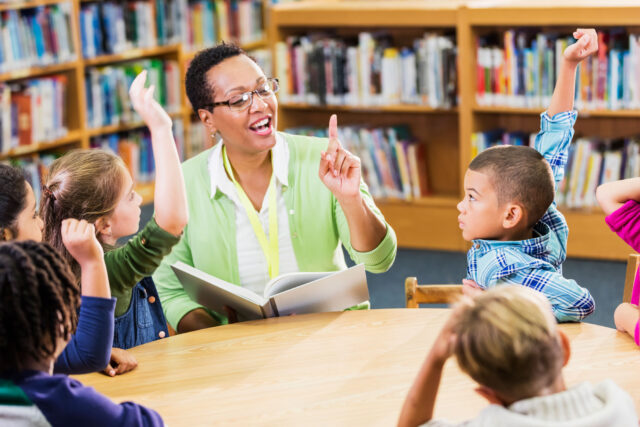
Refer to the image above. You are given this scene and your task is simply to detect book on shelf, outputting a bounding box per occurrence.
[0,77,68,153]
[3,154,57,205]
[285,124,429,200]
[171,261,368,321]
[187,119,214,158]
[85,58,180,129]
[80,1,157,59]
[476,29,640,111]
[471,129,640,209]
[275,32,457,108]
[90,119,185,183]
[0,3,76,73]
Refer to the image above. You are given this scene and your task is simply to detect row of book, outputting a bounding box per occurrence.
[0,77,68,152]
[285,125,429,200]
[471,129,640,209]
[0,4,76,73]
[80,1,156,58]
[90,120,186,184]
[85,59,181,129]
[275,32,457,108]
[8,154,56,205]
[155,0,264,53]
[187,120,215,157]
[477,30,640,110]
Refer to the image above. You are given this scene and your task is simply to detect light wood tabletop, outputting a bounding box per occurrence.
[73,309,640,426]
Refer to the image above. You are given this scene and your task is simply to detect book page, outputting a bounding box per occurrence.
[269,264,369,316]
[263,272,329,298]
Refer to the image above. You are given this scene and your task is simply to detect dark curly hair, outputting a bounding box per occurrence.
[0,241,80,372]
[0,164,28,240]
[185,42,247,112]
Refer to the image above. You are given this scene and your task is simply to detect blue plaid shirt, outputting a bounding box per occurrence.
[466,111,595,322]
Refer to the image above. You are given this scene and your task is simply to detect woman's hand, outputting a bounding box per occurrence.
[104,348,138,377]
[129,70,173,132]
[319,114,362,202]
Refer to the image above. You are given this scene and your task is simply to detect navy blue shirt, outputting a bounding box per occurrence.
[54,296,115,374]
[5,370,163,426]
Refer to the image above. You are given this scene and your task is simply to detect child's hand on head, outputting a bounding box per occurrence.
[564,28,598,64]
[430,298,471,363]
[129,70,173,132]
[61,219,103,266]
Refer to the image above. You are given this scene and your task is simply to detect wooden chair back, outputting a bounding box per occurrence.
[623,254,640,303]
[405,277,463,308]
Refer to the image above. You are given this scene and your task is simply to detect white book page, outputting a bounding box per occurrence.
[263,272,329,298]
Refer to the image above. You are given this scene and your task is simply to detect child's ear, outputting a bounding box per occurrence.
[94,217,111,240]
[558,329,571,367]
[501,203,525,230]
[1,228,13,241]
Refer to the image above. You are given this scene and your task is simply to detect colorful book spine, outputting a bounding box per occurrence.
[285,124,429,200]
[84,58,180,129]
[0,77,68,152]
[275,32,457,108]
[477,29,640,111]
[0,3,76,73]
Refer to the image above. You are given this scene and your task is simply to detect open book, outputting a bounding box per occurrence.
[171,262,369,320]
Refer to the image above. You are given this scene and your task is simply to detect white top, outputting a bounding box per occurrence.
[424,380,638,427]
[208,134,299,294]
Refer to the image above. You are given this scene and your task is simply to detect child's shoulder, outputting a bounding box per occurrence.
[473,244,552,284]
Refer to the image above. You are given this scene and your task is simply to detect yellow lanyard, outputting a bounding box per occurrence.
[222,145,279,279]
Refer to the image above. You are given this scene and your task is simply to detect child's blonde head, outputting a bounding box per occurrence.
[40,149,127,280]
[453,286,564,401]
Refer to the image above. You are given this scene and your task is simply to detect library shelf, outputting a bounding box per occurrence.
[0,61,78,83]
[85,111,184,138]
[83,45,181,67]
[0,0,70,12]
[279,103,458,115]
[0,130,82,160]
[181,38,269,64]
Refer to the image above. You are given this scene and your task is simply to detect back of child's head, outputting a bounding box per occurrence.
[0,241,80,372]
[0,164,27,240]
[41,150,126,279]
[469,146,554,228]
[453,286,563,402]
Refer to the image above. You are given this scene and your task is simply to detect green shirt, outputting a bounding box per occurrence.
[153,132,398,329]
[106,217,181,317]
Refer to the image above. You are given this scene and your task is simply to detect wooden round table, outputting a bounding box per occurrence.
[74,309,640,426]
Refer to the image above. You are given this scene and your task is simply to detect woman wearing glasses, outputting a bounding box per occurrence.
[153,43,397,332]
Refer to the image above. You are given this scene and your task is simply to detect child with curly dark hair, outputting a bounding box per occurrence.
[0,224,163,426]
[0,164,114,376]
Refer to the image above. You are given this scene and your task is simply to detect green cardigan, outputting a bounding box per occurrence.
[153,132,397,329]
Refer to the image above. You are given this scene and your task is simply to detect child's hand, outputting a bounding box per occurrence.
[462,279,484,298]
[104,348,138,377]
[129,70,173,132]
[564,29,598,64]
[61,219,103,267]
[429,299,471,363]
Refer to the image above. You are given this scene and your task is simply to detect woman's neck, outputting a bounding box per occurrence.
[224,145,272,186]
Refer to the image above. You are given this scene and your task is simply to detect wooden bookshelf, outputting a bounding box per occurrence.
[270,1,640,261]
[2,0,268,207]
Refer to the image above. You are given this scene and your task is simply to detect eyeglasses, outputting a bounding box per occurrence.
[204,78,279,112]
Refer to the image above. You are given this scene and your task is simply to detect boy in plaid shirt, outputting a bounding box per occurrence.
[457,29,597,322]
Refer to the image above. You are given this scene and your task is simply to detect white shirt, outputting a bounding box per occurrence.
[207,134,299,294]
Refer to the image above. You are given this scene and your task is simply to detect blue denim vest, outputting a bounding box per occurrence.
[113,277,168,350]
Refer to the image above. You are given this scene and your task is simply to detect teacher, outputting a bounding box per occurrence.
[153,43,397,333]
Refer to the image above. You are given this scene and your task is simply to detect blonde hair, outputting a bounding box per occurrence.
[40,149,127,280]
[453,286,563,401]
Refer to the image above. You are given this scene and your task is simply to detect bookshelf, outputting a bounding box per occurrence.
[270,0,640,260]
[0,0,269,205]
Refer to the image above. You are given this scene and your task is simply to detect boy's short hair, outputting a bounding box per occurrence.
[469,146,554,228]
[453,286,563,401]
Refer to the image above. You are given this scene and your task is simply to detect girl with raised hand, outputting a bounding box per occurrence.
[41,70,188,375]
